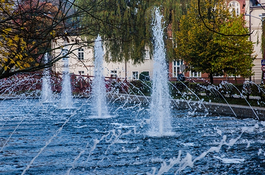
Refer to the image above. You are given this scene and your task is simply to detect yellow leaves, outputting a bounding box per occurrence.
[29,57,34,62]
[1,33,6,38]
[23,63,30,68]
[6,38,13,47]
[10,59,15,64]
[14,35,20,42]
[15,54,23,60]
[16,61,22,69]
[176,0,254,77]
[0,0,14,15]
[3,28,12,34]
[1,4,39,73]
[49,30,56,38]
[20,39,27,48]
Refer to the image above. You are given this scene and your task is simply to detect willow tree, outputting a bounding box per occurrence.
[75,0,189,63]
[175,0,254,83]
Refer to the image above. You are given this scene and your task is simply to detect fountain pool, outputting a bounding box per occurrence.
[0,98,264,174]
[1,7,264,175]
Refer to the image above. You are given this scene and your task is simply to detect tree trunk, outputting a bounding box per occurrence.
[209,72,214,84]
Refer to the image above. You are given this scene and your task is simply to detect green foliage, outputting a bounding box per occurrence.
[175,0,255,83]
[169,81,265,107]
[76,0,190,63]
[214,16,255,77]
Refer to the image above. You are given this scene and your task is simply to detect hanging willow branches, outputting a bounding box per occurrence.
[75,0,190,63]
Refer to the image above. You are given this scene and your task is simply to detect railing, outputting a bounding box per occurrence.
[0,72,130,96]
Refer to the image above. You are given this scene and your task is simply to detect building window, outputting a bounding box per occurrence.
[190,71,201,77]
[172,60,184,77]
[78,71,84,75]
[144,49,150,59]
[78,48,84,60]
[139,71,150,81]
[110,70,117,78]
[229,1,240,16]
[132,71,139,80]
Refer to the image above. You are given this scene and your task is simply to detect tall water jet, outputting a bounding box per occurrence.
[41,53,53,102]
[148,8,173,136]
[61,44,73,108]
[91,35,108,117]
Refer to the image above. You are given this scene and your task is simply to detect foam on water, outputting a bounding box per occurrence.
[0,98,264,174]
[89,115,114,119]
[214,156,245,164]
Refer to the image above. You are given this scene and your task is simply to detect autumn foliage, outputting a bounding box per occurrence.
[0,0,68,79]
[175,0,254,83]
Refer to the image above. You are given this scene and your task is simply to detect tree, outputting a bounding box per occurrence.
[75,0,190,63]
[175,0,255,84]
[0,0,191,79]
[214,17,254,78]
[0,0,79,79]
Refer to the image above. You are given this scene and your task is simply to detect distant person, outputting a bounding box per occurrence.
[177,71,185,81]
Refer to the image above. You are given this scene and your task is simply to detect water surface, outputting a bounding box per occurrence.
[0,98,264,174]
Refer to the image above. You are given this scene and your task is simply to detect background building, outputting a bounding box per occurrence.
[52,36,94,76]
[51,37,153,80]
[245,0,265,83]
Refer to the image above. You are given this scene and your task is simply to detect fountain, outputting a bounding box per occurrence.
[41,53,53,102]
[148,8,173,136]
[60,44,73,108]
[0,95,264,174]
[0,9,264,175]
[90,35,109,118]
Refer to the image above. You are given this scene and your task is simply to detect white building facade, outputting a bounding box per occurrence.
[245,0,265,83]
[51,36,153,80]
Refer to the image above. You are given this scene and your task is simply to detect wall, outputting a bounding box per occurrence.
[245,0,264,83]
[51,37,154,80]
[51,36,94,76]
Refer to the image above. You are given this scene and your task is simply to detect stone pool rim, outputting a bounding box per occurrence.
[1,94,264,121]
